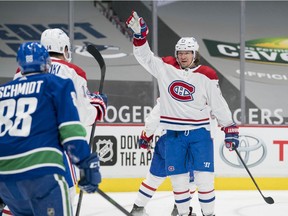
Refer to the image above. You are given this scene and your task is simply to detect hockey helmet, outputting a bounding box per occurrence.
[17,42,51,74]
[175,37,199,57]
[40,28,72,62]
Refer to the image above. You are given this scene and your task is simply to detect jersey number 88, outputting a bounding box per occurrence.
[0,98,37,137]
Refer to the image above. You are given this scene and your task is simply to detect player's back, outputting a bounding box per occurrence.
[0,73,77,181]
[49,57,97,126]
[13,58,96,126]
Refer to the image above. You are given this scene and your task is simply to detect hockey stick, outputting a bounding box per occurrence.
[98,189,132,216]
[76,45,132,216]
[75,44,105,216]
[234,148,274,204]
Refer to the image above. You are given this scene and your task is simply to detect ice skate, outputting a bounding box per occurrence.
[171,204,178,216]
[188,206,197,216]
[130,204,149,216]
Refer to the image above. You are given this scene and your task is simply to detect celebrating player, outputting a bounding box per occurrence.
[126,11,239,216]
[130,98,197,216]
[0,42,101,216]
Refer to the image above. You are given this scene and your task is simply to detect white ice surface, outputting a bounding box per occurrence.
[74,190,288,216]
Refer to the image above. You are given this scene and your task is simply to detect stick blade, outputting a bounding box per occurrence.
[265,196,274,204]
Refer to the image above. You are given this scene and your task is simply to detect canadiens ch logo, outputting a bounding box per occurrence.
[168,80,195,101]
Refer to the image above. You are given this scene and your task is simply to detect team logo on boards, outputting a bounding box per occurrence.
[168,80,195,102]
[203,37,288,65]
[93,136,117,166]
[219,134,267,168]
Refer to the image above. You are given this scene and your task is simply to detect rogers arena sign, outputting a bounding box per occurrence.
[103,105,288,125]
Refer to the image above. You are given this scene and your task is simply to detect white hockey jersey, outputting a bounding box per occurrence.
[134,40,233,131]
[14,57,97,126]
[144,97,161,137]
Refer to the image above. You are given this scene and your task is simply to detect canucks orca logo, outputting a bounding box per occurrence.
[168,80,195,101]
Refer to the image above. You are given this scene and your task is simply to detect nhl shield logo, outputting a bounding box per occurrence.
[93,136,117,165]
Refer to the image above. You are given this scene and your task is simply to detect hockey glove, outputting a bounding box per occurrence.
[89,92,107,122]
[126,11,149,39]
[138,130,153,151]
[77,153,101,193]
[221,123,239,151]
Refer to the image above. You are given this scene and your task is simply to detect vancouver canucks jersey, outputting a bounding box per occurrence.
[0,73,90,181]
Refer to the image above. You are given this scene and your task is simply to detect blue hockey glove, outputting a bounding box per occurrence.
[221,124,239,151]
[77,153,101,193]
[138,130,153,151]
[89,92,107,122]
[126,11,149,39]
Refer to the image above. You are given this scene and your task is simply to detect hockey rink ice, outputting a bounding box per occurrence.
[74,190,288,216]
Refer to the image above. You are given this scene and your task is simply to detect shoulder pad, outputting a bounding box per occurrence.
[52,59,87,81]
[195,65,218,80]
[162,56,180,69]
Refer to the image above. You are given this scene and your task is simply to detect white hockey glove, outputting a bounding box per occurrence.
[126,11,149,39]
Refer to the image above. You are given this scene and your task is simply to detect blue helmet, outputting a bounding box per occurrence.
[17,42,51,74]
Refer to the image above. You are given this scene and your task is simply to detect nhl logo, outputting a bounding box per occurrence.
[93,136,117,165]
[96,139,114,162]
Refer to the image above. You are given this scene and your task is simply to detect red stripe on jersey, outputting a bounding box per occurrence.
[198,189,215,194]
[174,189,190,195]
[141,182,157,191]
[16,67,21,74]
[52,59,87,81]
[3,209,13,215]
[67,156,77,184]
[161,116,210,122]
[133,38,147,46]
[190,190,196,195]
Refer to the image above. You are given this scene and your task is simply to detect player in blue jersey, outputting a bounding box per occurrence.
[127,11,239,216]
[6,29,108,216]
[0,42,101,216]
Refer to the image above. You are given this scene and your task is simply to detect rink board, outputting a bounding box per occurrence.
[81,124,288,191]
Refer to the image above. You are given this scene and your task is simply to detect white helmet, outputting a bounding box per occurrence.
[175,37,199,57]
[40,28,72,62]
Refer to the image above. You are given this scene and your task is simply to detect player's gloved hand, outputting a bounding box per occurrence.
[126,11,149,39]
[89,92,107,122]
[221,123,239,151]
[77,153,101,193]
[138,130,153,151]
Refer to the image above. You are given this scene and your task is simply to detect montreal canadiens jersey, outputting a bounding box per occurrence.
[14,57,97,126]
[144,98,161,137]
[0,73,89,181]
[133,39,234,131]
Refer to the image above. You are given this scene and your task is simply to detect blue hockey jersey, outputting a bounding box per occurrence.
[0,73,90,181]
